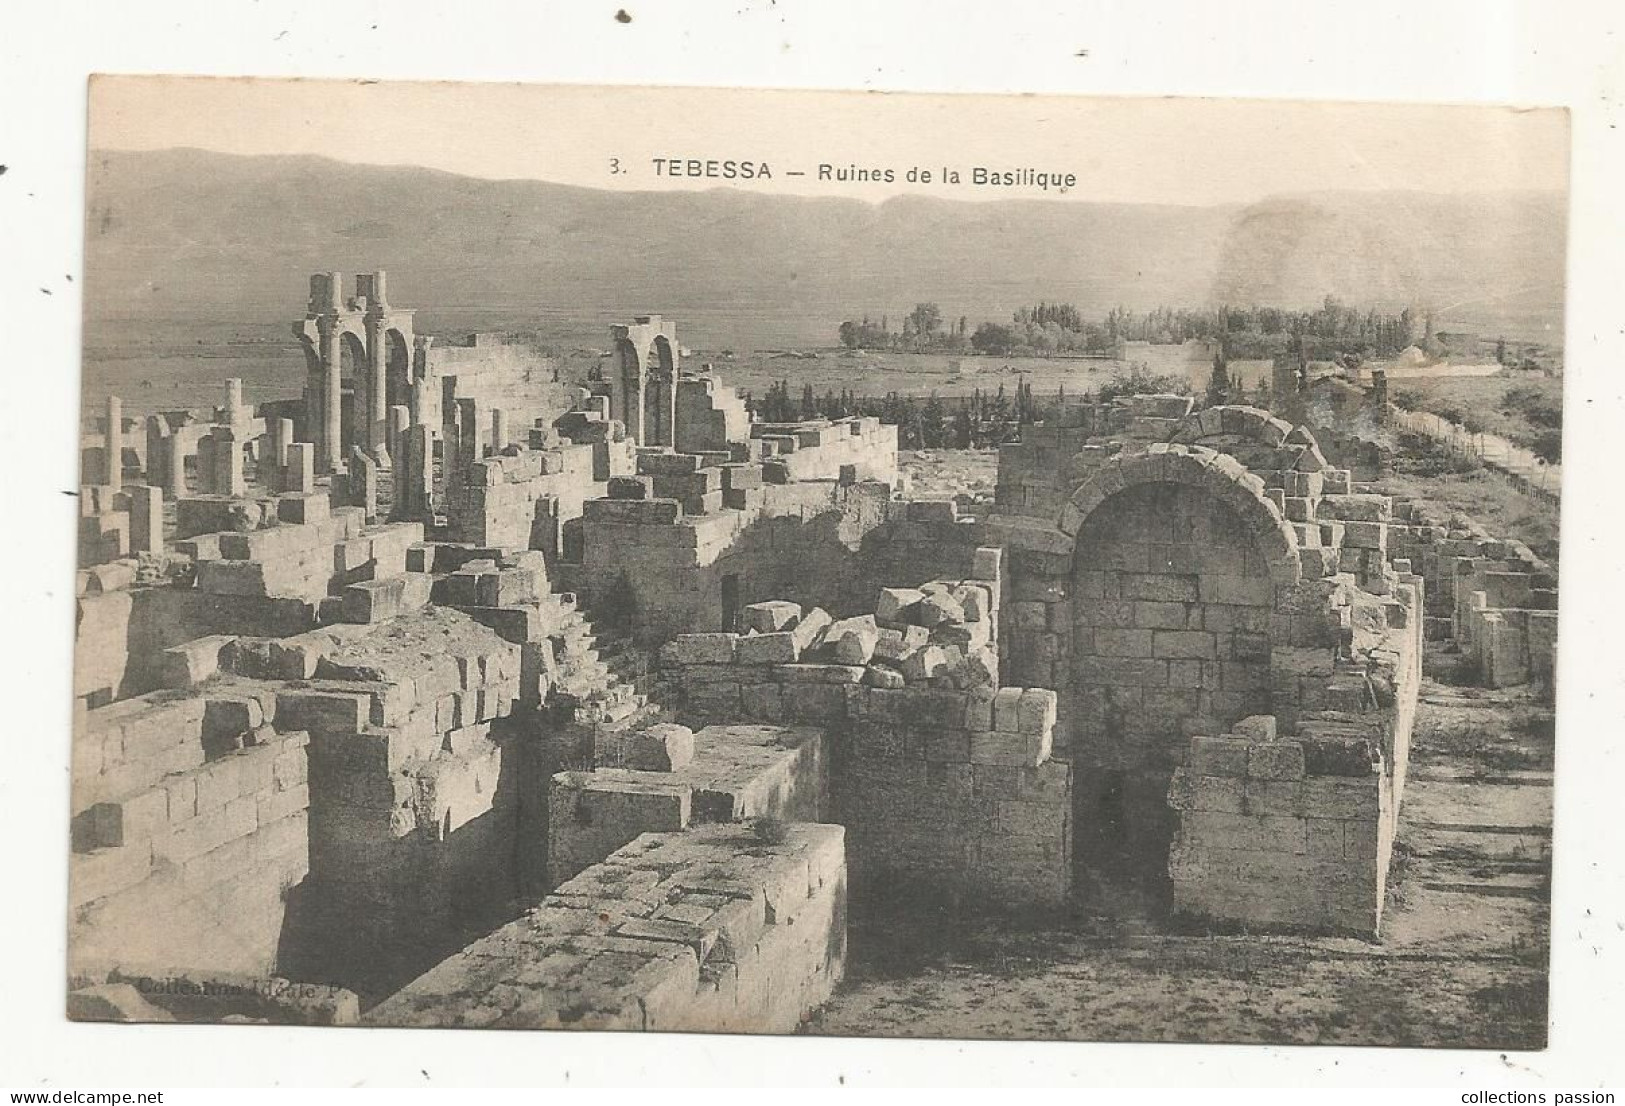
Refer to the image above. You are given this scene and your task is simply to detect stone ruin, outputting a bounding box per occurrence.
[68,273,1560,1029]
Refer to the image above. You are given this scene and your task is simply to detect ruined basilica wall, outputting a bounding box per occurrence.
[425,341,578,436]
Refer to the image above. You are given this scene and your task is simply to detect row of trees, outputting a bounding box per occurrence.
[842,296,1424,360]
[744,370,1196,450]
[836,304,973,354]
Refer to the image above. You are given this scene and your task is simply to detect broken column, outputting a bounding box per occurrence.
[224,378,247,434]
[129,485,163,555]
[491,408,509,454]
[394,423,433,521]
[194,435,216,495]
[143,416,170,490]
[213,428,244,498]
[103,396,122,491]
[386,406,410,475]
[164,432,187,498]
[286,442,316,495]
[348,446,378,521]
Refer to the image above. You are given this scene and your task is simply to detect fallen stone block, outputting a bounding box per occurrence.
[157,635,234,688]
[917,591,967,627]
[822,615,879,665]
[875,587,925,626]
[661,633,740,666]
[743,601,802,634]
[792,607,833,652]
[736,631,799,665]
[626,724,696,772]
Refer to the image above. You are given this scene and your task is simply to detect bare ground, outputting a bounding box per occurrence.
[805,664,1553,1049]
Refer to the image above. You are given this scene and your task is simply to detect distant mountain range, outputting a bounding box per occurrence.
[83,148,1568,349]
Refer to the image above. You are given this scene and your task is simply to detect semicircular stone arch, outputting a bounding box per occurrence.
[1167,403,1330,475]
[1054,443,1303,905]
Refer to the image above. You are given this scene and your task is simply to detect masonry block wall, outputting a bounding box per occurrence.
[1168,718,1392,935]
[366,823,847,1034]
[674,376,750,455]
[425,337,576,436]
[69,691,311,979]
[658,565,1073,910]
[1386,499,1558,693]
[546,724,827,886]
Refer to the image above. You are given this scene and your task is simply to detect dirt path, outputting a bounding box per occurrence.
[804,668,1553,1048]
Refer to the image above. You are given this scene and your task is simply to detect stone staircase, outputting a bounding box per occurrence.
[550,608,663,735]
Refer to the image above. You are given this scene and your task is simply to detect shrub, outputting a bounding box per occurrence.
[749,814,790,846]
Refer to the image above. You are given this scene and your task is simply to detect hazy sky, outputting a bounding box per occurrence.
[89,75,1569,207]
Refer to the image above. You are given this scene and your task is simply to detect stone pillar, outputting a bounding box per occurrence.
[387,405,410,473]
[214,427,245,498]
[195,434,216,495]
[224,377,247,435]
[491,408,509,453]
[348,446,378,521]
[1371,369,1389,425]
[165,433,187,498]
[396,423,434,521]
[144,416,171,489]
[270,417,294,469]
[443,419,463,499]
[321,322,343,474]
[456,398,484,461]
[286,442,316,495]
[130,485,163,555]
[366,314,388,459]
[103,395,123,490]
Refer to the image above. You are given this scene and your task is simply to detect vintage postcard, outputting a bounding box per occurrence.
[69,77,1566,1047]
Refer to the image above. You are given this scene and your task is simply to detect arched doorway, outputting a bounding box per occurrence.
[385,328,412,414]
[338,330,368,459]
[613,338,643,441]
[645,334,677,446]
[1059,446,1302,915]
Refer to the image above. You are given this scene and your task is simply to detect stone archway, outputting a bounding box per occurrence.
[337,329,368,460]
[645,334,677,447]
[1058,445,1302,911]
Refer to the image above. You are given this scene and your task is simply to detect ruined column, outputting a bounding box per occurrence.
[144,416,171,489]
[366,314,388,459]
[214,427,245,498]
[491,407,509,453]
[321,322,343,474]
[195,434,216,495]
[103,395,123,491]
[165,433,187,498]
[387,405,410,473]
[286,442,316,495]
[443,419,463,500]
[129,485,163,555]
[348,446,378,521]
[224,377,247,435]
[270,417,294,471]
[456,398,484,461]
[395,423,434,522]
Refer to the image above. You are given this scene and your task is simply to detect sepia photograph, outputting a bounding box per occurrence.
[63,75,1571,1051]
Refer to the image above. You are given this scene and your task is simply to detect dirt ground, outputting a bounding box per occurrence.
[805,661,1553,1048]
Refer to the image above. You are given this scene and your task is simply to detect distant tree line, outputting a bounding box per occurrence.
[842,295,1422,360]
[744,368,1195,450]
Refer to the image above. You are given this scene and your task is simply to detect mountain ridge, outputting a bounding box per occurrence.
[84,147,1568,348]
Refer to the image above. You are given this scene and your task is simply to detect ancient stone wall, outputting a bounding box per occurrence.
[365,823,847,1034]
[658,566,1072,909]
[1168,716,1393,935]
[69,691,311,979]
